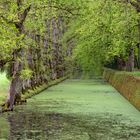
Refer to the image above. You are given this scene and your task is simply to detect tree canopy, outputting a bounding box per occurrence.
[0,0,140,110]
[62,0,139,75]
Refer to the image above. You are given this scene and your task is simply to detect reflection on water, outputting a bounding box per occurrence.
[0,117,9,139]
[2,111,90,140]
[8,112,63,140]
[1,110,140,140]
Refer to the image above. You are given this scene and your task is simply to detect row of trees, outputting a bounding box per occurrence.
[0,0,80,110]
[1,0,140,109]
[62,0,140,75]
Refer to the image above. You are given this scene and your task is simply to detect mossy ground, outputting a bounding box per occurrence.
[1,78,140,139]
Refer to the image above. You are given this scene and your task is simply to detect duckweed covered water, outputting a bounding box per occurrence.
[1,79,140,139]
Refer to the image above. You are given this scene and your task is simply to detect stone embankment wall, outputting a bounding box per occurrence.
[103,68,140,111]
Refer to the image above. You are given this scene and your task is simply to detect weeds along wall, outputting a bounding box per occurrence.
[103,68,140,111]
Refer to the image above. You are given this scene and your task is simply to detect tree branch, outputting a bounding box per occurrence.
[15,5,31,29]
[118,0,140,12]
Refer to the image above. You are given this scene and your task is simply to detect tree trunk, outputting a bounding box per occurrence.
[126,48,134,72]
[6,52,23,110]
[137,19,140,69]
[6,1,31,110]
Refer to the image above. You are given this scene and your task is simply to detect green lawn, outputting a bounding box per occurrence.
[129,71,140,76]
[116,70,140,77]
[0,73,9,104]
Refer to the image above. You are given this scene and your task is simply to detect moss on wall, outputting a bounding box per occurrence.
[103,68,140,111]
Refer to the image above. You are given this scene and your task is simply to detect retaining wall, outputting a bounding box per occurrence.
[103,68,140,111]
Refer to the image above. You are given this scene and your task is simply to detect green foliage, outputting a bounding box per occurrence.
[20,69,33,80]
[0,73,9,104]
[0,0,140,78]
[62,0,139,75]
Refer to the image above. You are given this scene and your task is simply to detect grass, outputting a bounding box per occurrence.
[0,73,9,105]
[128,71,140,76]
[105,67,140,77]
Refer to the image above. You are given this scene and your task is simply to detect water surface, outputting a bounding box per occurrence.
[1,79,140,140]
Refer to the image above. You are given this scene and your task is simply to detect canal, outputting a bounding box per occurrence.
[0,79,140,140]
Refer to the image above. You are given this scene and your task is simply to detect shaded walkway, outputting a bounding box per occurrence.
[1,79,140,139]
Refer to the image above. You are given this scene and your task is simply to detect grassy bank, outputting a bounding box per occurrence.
[21,76,69,101]
[0,72,68,111]
[127,71,140,77]
[0,73,9,105]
